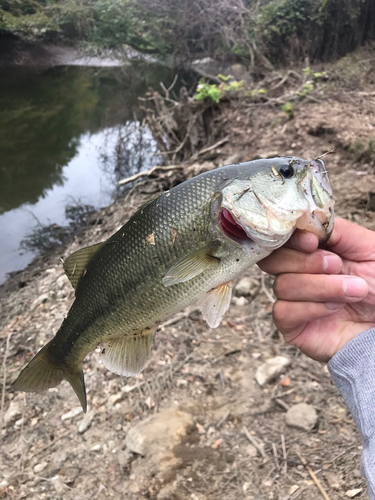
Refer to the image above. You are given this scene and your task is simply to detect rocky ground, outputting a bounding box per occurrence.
[1,48,375,500]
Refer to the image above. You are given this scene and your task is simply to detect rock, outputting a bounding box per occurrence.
[232,296,249,306]
[255,356,291,386]
[125,408,194,457]
[56,274,68,289]
[242,482,250,492]
[4,401,22,426]
[285,403,318,431]
[323,471,341,489]
[77,411,94,434]
[33,462,48,474]
[245,444,257,457]
[235,277,259,297]
[108,393,122,405]
[30,293,50,311]
[51,475,67,495]
[157,482,178,500]
[117,450,132,468]
[61,407,82,421]
[228,63,249,81]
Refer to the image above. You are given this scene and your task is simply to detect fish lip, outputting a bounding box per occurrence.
[294,160,335,244]
[295,206,334,244]
[320,206,334,245]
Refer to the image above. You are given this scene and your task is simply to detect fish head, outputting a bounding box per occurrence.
[216,157,334,250]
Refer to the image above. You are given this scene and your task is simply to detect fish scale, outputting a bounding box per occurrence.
[13,157,334,411]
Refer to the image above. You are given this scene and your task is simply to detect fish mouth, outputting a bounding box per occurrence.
[218,158,334,248]
[219,207,254,243]
[295,206,334,244]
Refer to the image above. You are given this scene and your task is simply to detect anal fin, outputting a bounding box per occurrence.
[199,281,233,329]
[101,327,157,377]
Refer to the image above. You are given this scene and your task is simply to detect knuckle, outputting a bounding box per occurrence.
[272,300,286,324]
[273,275,285,297]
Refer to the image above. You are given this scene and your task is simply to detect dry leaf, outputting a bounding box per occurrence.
[171,227,178,246]
[346,489,362,498]
[280,376,291,387]
[146,233,155,245]
[212,439,223,449]
[196,422,205,434]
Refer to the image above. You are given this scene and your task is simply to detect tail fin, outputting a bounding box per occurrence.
[65,370,87,413]
[12,340,87,413]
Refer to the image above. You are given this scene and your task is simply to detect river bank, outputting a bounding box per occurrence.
[1,47,375,499]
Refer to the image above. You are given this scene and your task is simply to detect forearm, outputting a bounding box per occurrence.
[328,328,375,498]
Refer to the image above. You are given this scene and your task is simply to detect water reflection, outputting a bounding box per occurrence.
[0,63,191,283]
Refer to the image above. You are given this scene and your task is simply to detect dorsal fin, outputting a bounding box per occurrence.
[63,241,104,289]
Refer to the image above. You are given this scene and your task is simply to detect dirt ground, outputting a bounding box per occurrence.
[1,49,375,500]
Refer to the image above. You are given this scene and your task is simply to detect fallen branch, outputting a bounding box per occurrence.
[297,452,331,500]
[190,136,229,161]
[122,353,194,393]
[118,164,182,186]
[243,426,267,458]
[261,271,275,303]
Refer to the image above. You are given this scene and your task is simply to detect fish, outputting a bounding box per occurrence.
[13,156,334,412]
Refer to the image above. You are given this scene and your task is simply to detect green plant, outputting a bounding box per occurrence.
[303,67,327,80]
[194,80,222,104]
[193,77,245,104]
[247,88,267,96]
[223,80,244,91]
[218,74,233,82]
[297,82,314,97]
[281,102,294,118]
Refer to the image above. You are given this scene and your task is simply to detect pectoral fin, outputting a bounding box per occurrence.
[63,242,104,289]
[162,246,219,287]
[101,327,157,377]
[199,281,233,328]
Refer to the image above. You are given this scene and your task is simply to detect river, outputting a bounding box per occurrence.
[0,62,191,284]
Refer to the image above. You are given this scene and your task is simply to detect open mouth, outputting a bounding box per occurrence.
[219,208,251,242]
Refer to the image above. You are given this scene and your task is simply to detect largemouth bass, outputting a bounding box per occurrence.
[13,157,334,411]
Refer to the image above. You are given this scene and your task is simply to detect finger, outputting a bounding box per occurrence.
[328,218,375,261]
[258,248,342,276]
[285,231,319,253]
[274,274,369,302]
[273,300,345,336]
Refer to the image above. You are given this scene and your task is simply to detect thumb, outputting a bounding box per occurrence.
[328,218,375,262]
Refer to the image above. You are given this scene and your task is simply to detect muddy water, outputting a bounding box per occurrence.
[0,63,191,283]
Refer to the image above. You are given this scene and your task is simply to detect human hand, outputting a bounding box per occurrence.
[258,218,375,362]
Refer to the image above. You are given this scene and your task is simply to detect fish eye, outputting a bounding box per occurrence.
[279,165,295,179]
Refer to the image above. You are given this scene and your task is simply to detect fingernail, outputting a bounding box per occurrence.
[343,277,367,298]
[323,254,341,273]
[326,302,345,310]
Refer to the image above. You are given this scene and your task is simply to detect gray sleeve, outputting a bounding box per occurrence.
[328,328,375,499]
